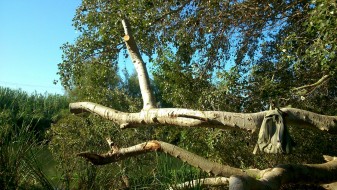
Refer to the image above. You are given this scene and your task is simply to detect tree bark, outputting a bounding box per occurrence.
[121,18,156,110]
[229,155,337,190]
[78,140,247,177]
[169,177,229,189]
[69,102,337,133]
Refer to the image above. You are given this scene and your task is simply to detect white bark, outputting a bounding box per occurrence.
[121,18,156,110]
[70,102,337,133]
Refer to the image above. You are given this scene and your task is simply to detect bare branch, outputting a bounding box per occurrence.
[70,102,337,133]
[323,155,336,162]
[78,140,337,189]
[78,140,247,177]
[121,18,156,110]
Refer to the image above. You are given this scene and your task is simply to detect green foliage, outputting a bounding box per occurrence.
[277,0,337,113]
[152,48,212,109]
[54,0,337,188]
[0,120,54,189]
[0,87,69,139]
[48,114,123,189]
[243,0,337,113]
[48,113,207,189]
[283,0,337,74]
[58,0,337,112]
[0,87,70,189]
[58,0,308,99]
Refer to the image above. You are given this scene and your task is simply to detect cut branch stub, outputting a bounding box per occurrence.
[123,35,130,42]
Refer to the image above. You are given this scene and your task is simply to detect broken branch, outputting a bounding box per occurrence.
[78,140,337,190]
[78,140,247,177]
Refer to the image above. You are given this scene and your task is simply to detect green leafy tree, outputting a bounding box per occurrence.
[244,0,337,113]
[57,0,337,189]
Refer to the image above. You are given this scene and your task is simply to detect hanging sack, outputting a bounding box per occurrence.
[253,108,294,154]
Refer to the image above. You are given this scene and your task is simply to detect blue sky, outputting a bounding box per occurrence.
[0,0,81,95]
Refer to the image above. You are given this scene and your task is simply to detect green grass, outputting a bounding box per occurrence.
[0,123,56,189]
[124,153,207,189]
[30,146,63,187]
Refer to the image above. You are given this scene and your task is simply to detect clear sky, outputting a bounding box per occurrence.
[0,0,81,95]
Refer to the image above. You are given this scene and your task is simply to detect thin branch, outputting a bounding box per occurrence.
[292,74,330,95]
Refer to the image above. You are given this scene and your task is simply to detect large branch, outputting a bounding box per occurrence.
[78,140,337,190]
[78,140,247,177]
[121,18,156,110]
[229,155,337,190]
[69,102,337,133]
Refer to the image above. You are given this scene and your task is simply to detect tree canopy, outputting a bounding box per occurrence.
[56,0,337,189]
[58,0,336,114]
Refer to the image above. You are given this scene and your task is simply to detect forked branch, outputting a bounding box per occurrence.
[71,17,337,190]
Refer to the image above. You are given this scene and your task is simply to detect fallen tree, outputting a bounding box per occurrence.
[69,18,337,189]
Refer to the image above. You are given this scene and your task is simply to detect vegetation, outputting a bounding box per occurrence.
[0,87,68,189]
[1,0,337,189]
[59,0,337,189]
